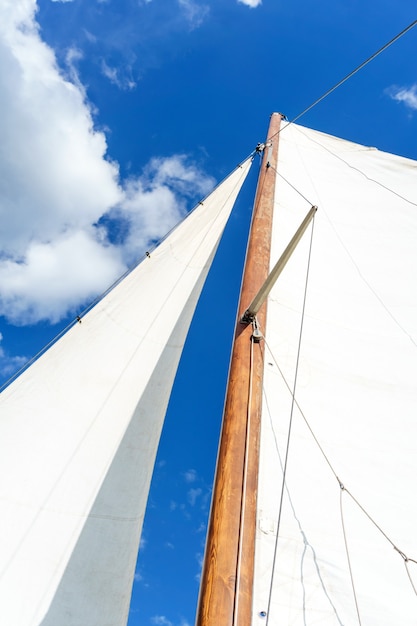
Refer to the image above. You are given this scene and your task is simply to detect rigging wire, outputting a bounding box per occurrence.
[263,329,417,608]
[264,212,316,626]
[269,163,315,208]
[267,19,417,141]
[404,560,417,597]
[260,376,346,624]
[339,487,363,625]
[265,331,417,600]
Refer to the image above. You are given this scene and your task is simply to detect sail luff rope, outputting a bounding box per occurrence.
[0,161,255,585]
[339,488,363,625]
[264,213,316,626]
[267,19,417,140]
[232,324,256,626]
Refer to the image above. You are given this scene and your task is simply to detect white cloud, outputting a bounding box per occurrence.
[187,487,202,506]
[114,155,215,264]
[0,232,125,324]
[386,84,417,111]
[237,0,262,7]
[183,469,197,483]
[101,59,137,90]
[0,2,215,325]
[0,333,27,379]
[178,0,209,30]
[152,617,173,626]
[64,46,89,97]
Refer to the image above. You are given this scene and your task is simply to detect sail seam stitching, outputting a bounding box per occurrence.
[295,126,417,208]
[287,125,417,349]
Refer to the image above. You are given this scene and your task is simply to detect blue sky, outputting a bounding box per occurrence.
[0,1,416,625]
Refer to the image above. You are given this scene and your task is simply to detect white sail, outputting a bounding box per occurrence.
[0,157,252,626]
[253,123,417,624]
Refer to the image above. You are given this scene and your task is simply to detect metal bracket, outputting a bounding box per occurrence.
[241,205,318,324]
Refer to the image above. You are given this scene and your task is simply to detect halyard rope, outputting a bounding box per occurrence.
[339,484,363,625]
[264,212,316,626]
[267,20,417,141]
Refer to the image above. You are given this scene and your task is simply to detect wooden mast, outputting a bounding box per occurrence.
[196,113,282,626]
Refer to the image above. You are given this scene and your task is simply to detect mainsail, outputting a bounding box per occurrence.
[0,158,252,625]
[253,122,417,624]
[195,116,417,626]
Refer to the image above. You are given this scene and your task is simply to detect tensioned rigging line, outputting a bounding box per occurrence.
[269,163,315,208]
[264,329,417,569]
[339,487,363,625]
[267,19,417,141]
[261,329,417,615]
[261,329,417,620]
[262,208,316,626]
[261,375,345,623]
[232,20,417,174]
[259,365,345,624]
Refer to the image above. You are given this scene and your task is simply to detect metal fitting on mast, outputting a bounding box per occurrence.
[241,205,318,325]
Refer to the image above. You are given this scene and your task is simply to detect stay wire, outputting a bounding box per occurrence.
[258,196,417,612]
[265,333,417,602]
[263,335,338,482]
[405,561,417,597]
[264,327,417,604]
[267,19,417,141]
[264,212,316,626]
[269,163,315,207]
[339,487,363,625]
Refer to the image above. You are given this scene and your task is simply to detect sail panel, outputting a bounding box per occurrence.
[253,124,417,624]
[0,158,252,626]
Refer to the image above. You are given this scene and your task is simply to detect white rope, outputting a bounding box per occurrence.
[264,214,316,626]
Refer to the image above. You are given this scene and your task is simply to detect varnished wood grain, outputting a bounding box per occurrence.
[196,113,282,626]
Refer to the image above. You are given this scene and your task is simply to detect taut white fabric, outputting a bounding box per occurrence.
[253,124,417,624]
[0,158,252,626]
